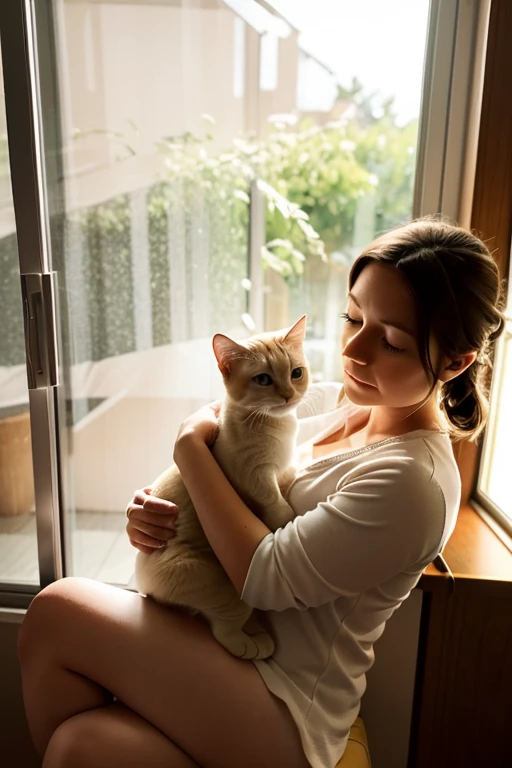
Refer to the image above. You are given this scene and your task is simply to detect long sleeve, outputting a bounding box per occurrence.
[241,445,446,611]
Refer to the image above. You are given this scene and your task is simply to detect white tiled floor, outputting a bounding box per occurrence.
[0,510,137,587]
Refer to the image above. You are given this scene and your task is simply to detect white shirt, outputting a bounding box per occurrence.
[241,384,460,768]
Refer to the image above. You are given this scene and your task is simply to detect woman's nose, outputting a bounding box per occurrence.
[342,329,370,365]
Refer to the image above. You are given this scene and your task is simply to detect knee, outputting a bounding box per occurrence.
[18,577,91,667]
[43,712,98,768]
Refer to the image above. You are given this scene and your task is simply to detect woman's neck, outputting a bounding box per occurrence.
[364,400,443,441]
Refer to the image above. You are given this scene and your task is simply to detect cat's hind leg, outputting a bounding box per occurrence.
[241,612,276,656]
[142,554,274,660]
[205,596,275,661]
[183,561,275,660]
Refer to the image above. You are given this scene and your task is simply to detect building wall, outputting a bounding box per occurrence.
[59,1,302,212]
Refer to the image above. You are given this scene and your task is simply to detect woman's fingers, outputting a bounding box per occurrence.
[128,507,176,538]
[127,527,169,553]
[126,489,179,554]
[131,486,155,508]
[127,518,175,553]
[175,405,220,449]
[127,520,173,544]
[127,490,178,520]
[142,495,179,516]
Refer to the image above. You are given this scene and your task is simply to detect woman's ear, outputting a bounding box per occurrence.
[438,350,478,382]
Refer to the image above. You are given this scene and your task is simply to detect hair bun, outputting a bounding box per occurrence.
[442,366,484,433]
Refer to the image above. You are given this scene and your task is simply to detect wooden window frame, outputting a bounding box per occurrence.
[455,0,511,511]
[421,0,512,590]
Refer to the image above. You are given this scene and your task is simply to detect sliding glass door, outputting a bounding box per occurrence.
[0,42,39,588]
[38,0,257,586]
[1,0,484,602]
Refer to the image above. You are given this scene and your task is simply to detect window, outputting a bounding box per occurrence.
[1,0,492,600]
[0,43,38,586]
[476,260,512,535]
[45,0,431,587]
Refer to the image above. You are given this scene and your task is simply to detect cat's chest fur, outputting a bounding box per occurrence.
[212,405,298,519]
[214,409,296,470]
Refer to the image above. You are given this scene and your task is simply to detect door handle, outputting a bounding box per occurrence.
[21,272,59,389]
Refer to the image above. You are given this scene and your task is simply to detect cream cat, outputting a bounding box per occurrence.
[135,316,309,660]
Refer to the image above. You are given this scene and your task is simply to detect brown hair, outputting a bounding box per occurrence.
[349,216,506,440]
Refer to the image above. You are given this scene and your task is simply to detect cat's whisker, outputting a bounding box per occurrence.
[296,388,330,418]
[257,408,271,427]
[243,410,261,429]
[255,407,270,426]
[242,406,272,430]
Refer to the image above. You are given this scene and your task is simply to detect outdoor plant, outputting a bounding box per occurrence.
[0,92,419,366]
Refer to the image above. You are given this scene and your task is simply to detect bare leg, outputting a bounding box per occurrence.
[19,577,309,768]
[43,702,198,768]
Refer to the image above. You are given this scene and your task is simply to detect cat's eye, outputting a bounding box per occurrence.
[291,367,303,379]
[252,373,273,386]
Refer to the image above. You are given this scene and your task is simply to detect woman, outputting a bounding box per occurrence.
[18,218,505,768]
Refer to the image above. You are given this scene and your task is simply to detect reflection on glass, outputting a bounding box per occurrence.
[36,0,430,585]
[0,51,38,585]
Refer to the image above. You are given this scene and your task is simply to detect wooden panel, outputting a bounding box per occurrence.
[409,10,512,762]
[419,505,512,595]
[458,0,512,499]
[471,0,512,279]
[410,590,512,768]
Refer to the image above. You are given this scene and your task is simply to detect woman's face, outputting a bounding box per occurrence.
[341,261,437,409]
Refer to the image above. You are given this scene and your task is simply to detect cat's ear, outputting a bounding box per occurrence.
[212,334,246,376]
[282,315,307,347]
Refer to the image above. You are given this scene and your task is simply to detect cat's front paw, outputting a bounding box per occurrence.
[242,612,275,659]
[210,621,275,660]
[246,630,275,660]
[228,631,275,660]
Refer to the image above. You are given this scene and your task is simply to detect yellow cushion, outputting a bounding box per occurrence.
[335,717,372,768]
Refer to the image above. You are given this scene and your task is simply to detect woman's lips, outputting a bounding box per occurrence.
[344,370,375,388]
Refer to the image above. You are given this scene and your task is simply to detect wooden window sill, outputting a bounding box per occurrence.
[418,504,512,597]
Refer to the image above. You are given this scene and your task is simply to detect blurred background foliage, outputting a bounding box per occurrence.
[0,87,418,364]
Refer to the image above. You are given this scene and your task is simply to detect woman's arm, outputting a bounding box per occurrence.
[241,456,447,611]
[173,406,271,596]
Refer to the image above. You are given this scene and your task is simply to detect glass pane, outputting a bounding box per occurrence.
[38,0,252,584]
[36,0,430,585]
[479,296,512,521]
[258,0,431,381]
[0,48,38,585]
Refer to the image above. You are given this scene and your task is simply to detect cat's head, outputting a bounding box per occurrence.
[212,316,309,415]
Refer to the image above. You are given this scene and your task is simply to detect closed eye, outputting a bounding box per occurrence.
[382,339,405,353]
[341,313,405,353]
[340,312,362,325]
[252,373,273,386]
[291,367,303,379]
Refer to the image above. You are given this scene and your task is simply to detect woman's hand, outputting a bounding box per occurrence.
[125,487,178,555]
[174,402,221,456]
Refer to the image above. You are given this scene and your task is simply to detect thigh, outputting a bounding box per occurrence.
[43,703,198,768]
[22,577,309,768]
